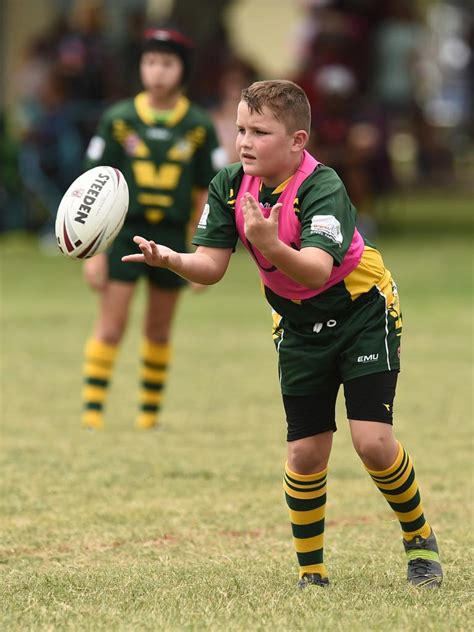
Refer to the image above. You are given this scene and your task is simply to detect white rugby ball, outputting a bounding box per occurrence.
[55,166,129,258]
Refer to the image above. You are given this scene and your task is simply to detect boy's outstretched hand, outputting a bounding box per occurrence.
[121,236,181,269]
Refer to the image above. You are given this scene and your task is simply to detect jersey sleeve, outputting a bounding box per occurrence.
[192,167,239,249]
[298,167,357,266]
[84,110,123,170]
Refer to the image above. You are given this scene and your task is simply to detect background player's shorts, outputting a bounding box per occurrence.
[273,286,402,440]
[107,220,188,289]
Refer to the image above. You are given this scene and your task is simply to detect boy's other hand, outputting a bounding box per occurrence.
[242,193,282,254]
[83,253,108,291]
[121,236,181,269]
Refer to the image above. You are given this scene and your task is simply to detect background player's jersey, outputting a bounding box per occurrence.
[85,93,223,227]
[193,162,398,324]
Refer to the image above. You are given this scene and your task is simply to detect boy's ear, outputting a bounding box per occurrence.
[292,130,308,151]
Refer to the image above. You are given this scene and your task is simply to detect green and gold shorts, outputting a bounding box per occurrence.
[272,286,402,396]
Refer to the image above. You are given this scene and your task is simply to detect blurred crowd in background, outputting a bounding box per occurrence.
[1,0,472,244]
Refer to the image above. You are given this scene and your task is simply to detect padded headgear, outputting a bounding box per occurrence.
[142,28,194,84]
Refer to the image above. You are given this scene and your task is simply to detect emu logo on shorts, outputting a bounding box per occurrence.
[357,354,379,363]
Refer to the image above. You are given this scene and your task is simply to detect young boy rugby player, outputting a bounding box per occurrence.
[123,80,443,588]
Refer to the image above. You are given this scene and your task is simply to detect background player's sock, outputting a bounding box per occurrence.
[81,338,118,430]
[284,463,328,579]
[366,442,431,541]
[136,339,171,429]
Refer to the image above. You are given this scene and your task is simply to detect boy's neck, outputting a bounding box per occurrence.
[260,153,303,189]
[146,89,183,111]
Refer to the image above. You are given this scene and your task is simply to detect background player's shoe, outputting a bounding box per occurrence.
[135,413,159,430]
[297,573,330,589]
[82,411,104,430]
[404,531,443,588]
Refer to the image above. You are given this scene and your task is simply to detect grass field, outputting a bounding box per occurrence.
[1,207,473,630]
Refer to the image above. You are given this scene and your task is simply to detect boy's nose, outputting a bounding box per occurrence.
[239,134,251,149]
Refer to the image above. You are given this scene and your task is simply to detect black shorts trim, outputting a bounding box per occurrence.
[283,370,399,441]
[283,385,339,442]
[344,370,398,423]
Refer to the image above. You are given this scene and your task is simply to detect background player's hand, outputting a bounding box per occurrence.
[83,253,108,291]
[242,193,282,254]
[121,236,181,269]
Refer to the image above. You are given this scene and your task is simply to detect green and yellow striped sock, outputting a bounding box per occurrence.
[81,338,118,430]
[284,463,328,579]
[136,339,171,429]
[366,442,431,541]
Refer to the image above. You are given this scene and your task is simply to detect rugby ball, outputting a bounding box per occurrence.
[55,166,129,258]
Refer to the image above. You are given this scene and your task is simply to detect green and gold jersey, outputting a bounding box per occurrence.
[85,93,223,226]
[193,162,396,324]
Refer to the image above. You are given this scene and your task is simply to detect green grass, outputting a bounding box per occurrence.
[0,220,473,630]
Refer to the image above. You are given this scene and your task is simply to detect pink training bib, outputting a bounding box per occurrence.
[235,150,364,300]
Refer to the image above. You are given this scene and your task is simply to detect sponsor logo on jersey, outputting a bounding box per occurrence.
[357,354,379,363]
[146,128,172,141]
[310,214,343,245]
[198,203,210,229]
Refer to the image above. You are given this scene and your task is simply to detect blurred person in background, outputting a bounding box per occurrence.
[80,26,226,431]
[210,57,259,164]
[54,0,117,143]
[0,113,29,233]
[371,0,423,123]
[292,0,392,237]
[309,64,393,238]
[15,66,83,249]
[116,7,148,98]
[413,0,472,184]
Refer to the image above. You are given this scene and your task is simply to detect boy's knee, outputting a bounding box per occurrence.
[351,429,397,469]
[287,434,331,474]
[352,434,385,460]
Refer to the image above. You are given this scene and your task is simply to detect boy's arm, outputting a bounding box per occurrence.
[122,237,232,285]
[242,193,333,289]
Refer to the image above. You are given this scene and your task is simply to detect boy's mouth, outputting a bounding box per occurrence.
[241,152,256,161]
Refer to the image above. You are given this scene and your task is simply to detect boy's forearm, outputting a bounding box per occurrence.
[259,241,332,289]
[169,249,230,285]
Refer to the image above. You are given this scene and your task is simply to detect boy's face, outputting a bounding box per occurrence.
[140,50,183,101]
[236,101,304,186]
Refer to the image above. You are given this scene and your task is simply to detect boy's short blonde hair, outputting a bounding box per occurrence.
[240,80,311,134]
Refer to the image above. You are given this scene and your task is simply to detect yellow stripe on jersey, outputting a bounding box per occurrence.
[134,93,190,127]
[144,209,165,223]
[344,246,392,301]
[112,121,150,157]
[138,193,173,206]
[132,161,182,190]
[271,176,292,195]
